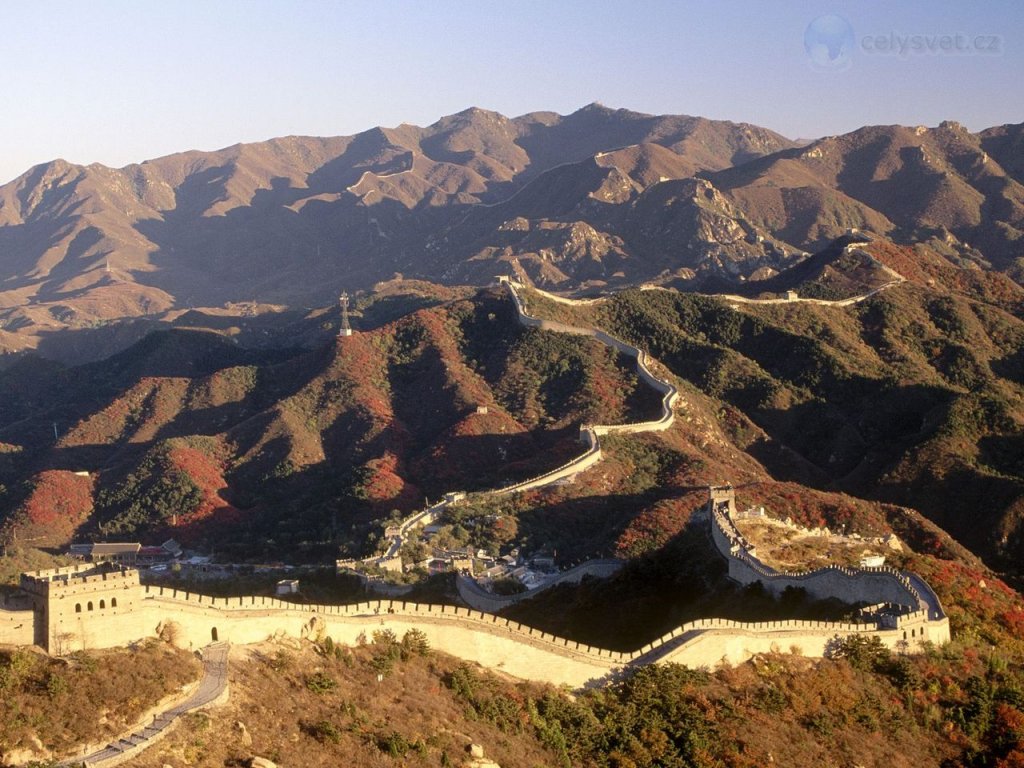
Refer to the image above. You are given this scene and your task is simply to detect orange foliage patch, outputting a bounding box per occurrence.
[18,470,94,544]
[616,497,696,558]
[166,444,241,529]
[360,451,422,512]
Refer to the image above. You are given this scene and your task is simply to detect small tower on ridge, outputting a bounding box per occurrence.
[338,292,353,337]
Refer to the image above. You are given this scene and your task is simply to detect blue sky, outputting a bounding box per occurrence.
[1,0,1021,184]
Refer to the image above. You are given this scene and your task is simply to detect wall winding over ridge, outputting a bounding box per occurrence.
[7,489,951,687]
[708,487,949,639]
[520,243,906,310]
[488,279,677,495]
[342,278,678,572]
[2,281,952,689]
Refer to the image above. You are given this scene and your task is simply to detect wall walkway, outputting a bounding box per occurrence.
[519,243,905,309]
[707,487,949,644]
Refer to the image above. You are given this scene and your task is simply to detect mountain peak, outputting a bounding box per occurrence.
[574,101,631,117]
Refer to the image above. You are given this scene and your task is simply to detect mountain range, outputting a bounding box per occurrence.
[5,104,1024,768]
[1,104,1021,362]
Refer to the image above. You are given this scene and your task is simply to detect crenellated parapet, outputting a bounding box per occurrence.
[707,486,949,636]
[8,554,949,684]
[21,564,139,597]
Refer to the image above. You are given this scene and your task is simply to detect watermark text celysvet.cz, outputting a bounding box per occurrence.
[861,32,1001,56]
[804,15,1003,72]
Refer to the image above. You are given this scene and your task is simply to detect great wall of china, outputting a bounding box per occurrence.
[0,279,948,694]
[527,240,905,309]
[0,483,949,691]
[336,276,678,583]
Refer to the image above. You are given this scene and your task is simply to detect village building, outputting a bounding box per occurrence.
[68,542,141,565]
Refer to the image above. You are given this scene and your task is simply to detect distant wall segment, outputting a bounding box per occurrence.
[346,279,678,572]
[455,559,624,613]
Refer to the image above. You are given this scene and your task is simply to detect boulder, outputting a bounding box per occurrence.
[235,720,253,747]
[465,743,500,767]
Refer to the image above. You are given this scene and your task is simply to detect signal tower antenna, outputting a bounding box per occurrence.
[338,292,353,337]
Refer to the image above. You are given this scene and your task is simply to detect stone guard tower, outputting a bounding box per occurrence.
[20,564,142,653]
[708,485,736,515]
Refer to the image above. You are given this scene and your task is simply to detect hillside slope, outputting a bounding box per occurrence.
[513,239,1024,581]
[0,105,794,347]
[0,289,665,560]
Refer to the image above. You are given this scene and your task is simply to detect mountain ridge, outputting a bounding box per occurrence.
[1,105,1022,364]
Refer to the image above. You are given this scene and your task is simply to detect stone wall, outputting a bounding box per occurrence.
[707,487,950,646]
[137,593,626,687]
[493,427,603,495]
[5,563,950,686]
[709,493,919,606]
[343,280,677,573]
[0,607,34,646]
[2,280,953,684]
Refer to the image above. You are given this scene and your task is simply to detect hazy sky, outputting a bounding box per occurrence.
[1,0,1022,185]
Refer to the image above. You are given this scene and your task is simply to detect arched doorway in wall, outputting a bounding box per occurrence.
[211,627,218,642]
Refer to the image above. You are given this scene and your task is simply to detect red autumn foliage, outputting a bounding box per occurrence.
[165,444,240,528]
[616,498,695,558]
[18,470,94,544]
[359,451,422,512]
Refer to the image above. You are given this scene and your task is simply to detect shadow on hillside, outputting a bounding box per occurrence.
[978,434,1024,480]
[9,335,346,492]
[131,168,420,307]
[33,317,170,367]
[499,523,859,652]
[745,382,952,482]
[512,488,702,564]
[407,427,584,498]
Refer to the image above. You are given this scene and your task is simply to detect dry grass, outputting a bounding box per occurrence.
[735,516,887,571]
[120,638,561,768]
[0,640,200,762]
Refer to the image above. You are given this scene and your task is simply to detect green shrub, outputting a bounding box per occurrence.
[376,730,410,757]
[401,628,430,658]
[831,634,891,672]
[305,671,336,695]
[304,719,342,744]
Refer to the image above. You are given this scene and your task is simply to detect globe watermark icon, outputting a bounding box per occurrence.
[804,14,1002,71]
[804,15,855,71]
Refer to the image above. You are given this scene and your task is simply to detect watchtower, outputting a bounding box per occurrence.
[20,564,142,653]
[708,485,736,515]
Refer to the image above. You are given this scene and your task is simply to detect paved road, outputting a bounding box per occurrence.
[60,643,229,767]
